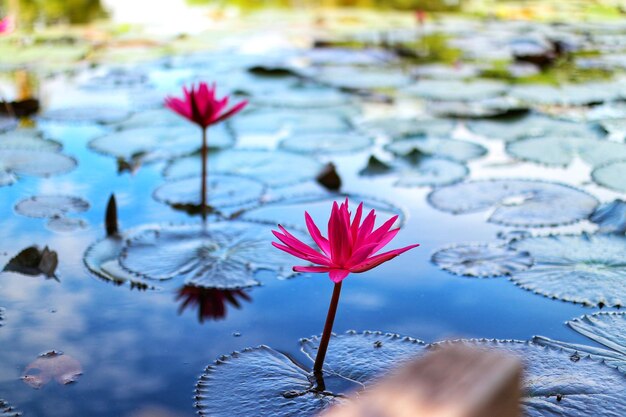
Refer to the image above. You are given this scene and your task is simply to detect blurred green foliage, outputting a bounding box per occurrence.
[186,0,460,11]
[0,0,107,28]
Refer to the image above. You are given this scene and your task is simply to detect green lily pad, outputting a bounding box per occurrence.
[279,133,373,155]
[507,136,626,167]
[592,160,626,193]
[510,233,626,307]
[406,79,508,102]
[428,179,598,227]
[119,221,299,289]
[0,149,77,187]
[385,136,487,163]
[432,243,533,278]
[534,312,626,373]
[164,149,323,187]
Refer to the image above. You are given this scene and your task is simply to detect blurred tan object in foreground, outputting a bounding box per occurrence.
[320,344,522,417]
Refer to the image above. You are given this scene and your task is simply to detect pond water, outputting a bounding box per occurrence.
[0,5,626,417]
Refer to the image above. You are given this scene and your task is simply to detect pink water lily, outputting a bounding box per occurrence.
[0,16,14,35]
[165,82,247,129]
[272,199,419,283]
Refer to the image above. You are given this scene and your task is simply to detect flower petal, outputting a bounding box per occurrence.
[293,266,331,273]
[329,269,350,283]
[350,244,420,273]
[305,212,330,255]
[213,100,248,125]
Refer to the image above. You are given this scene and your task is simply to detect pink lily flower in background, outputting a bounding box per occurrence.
[272,199,420,283]
[164,82,248,129]
[0,15,14,35]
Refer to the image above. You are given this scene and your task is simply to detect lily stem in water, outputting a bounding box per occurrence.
[314,281,343,374]
[201,127,208,222]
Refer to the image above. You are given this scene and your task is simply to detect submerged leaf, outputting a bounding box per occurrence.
[589,200,626,234]
[510,234,626,307]
[535,312,626,373]
[119,222,299,289]
[164,149,322,187]
[592,160,626,193]
[428,179,598,227]
[432,243,533,278]
[22,351,82,389]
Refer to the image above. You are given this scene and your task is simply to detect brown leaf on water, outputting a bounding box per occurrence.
[22,351,82,389]
[3,246,58,279]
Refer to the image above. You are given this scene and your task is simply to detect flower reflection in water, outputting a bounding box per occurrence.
[176,285,252,322]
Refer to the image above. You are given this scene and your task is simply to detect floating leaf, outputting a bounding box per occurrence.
[301,331,427,384]
[510,233,626,307]
[279,133,372,155]
[412,63,479,79]
[428,179,598,227]
[314,66,411,90]
[22,351,82,389]
[195,346,335,417]
[89,125,234,164]
[79,67,151,91]
[507,136,626,167]
[153,175,265,212]
[0,149,77,186]
[589,200,626,233]
[592,160,626,193]
[115,108,189,130]
[359,118,455,139]
[510,82,624,106]
[432,243,533,277]
[3,246,58,279]
[360,155,468,188]
[164,149,322,187]
[406,79,508,101]
[119,222,298,289]
[0,399,21,417]
[254,86,351,108]
[0,129,62,151]
[437,340,626,417]
[385,136,487,163]
[426,97,526,119]
[15,195,89,219]
[231,108,353,136]
[468,114,598,142]
[46,217,89,233]
[535,312,626,373]
[176,285,252,322]
[40,107,131,124]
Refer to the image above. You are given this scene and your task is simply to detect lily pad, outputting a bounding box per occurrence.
[153,175,265,212]
[0,149,77,186]
[432,243,533,277]
[406,79,508,102]
[163,149,323,187]
[279,133,373,155]
[0,116,17,133]
[46,217,89,233]
[359,118,455,139]
[15,195,89,219]
[510,82,624,106]
[589,200,626,233]
[0,129,62,151]
[115,108,195,130]
[428,179,598,227]
[254,86,351,109]
[314,66,411,90]
[507,136,626,167]
[230,108,353,136]
[89,125,233,164]
[0,399,21,417]
[22,350,82,389]
[510,233,626,307]
[437,339,626,417]
[592,160,626,193]
[119,221,298,289]
[535,312,626,373]
[40,107,131,125]
[385,136,487,163]
[426,97,526,119]
[360,155,468,188]
[468,114,598,142]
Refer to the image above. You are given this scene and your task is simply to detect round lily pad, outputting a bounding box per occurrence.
[89,125,233,163]
[115,108,193,130]
[385,136,487,163]
[46,217,89,233]
[360,155,469,188]
[428,179,598,227]
[432,243,533,278]
[592,160,626,193]
[163,149,323,187]
[40,107,131,125]
[0,399,21,417]
[314,66,411,90]
[412,63,479,80]
[153,175,265,211]
[510,233,626,307]
[119,221,298,289]
[426,96,526,119]
[231,108,353,136]
[406,79,508,102]
[15,195,89,219]
[0,149,77,186]
[468,114,598,142]
[510,82,624,106]
[79,67,151,91]
[359,118,455,139]
[437,339,626,417]
[535,312,626,373]
[590,200,626,233]
[0,129,62,151]
[254,86,351,108]
[279,133,373,155]
[507,136,626,167]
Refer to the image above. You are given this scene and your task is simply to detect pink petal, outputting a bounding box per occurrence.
[165,97,192,120]
[305,212,330,255]
[328,202,347,264]
[372,227,400,253]
[272,228,332,266]
[345,242,379,268]
[355,209,376,246]
[293,266,330,273]
[351,202,364,241]
[350,244,420,273]
[213,100,248,125]
[329,269,350,283]
[365,215,399,245]
[272,242,314,263]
